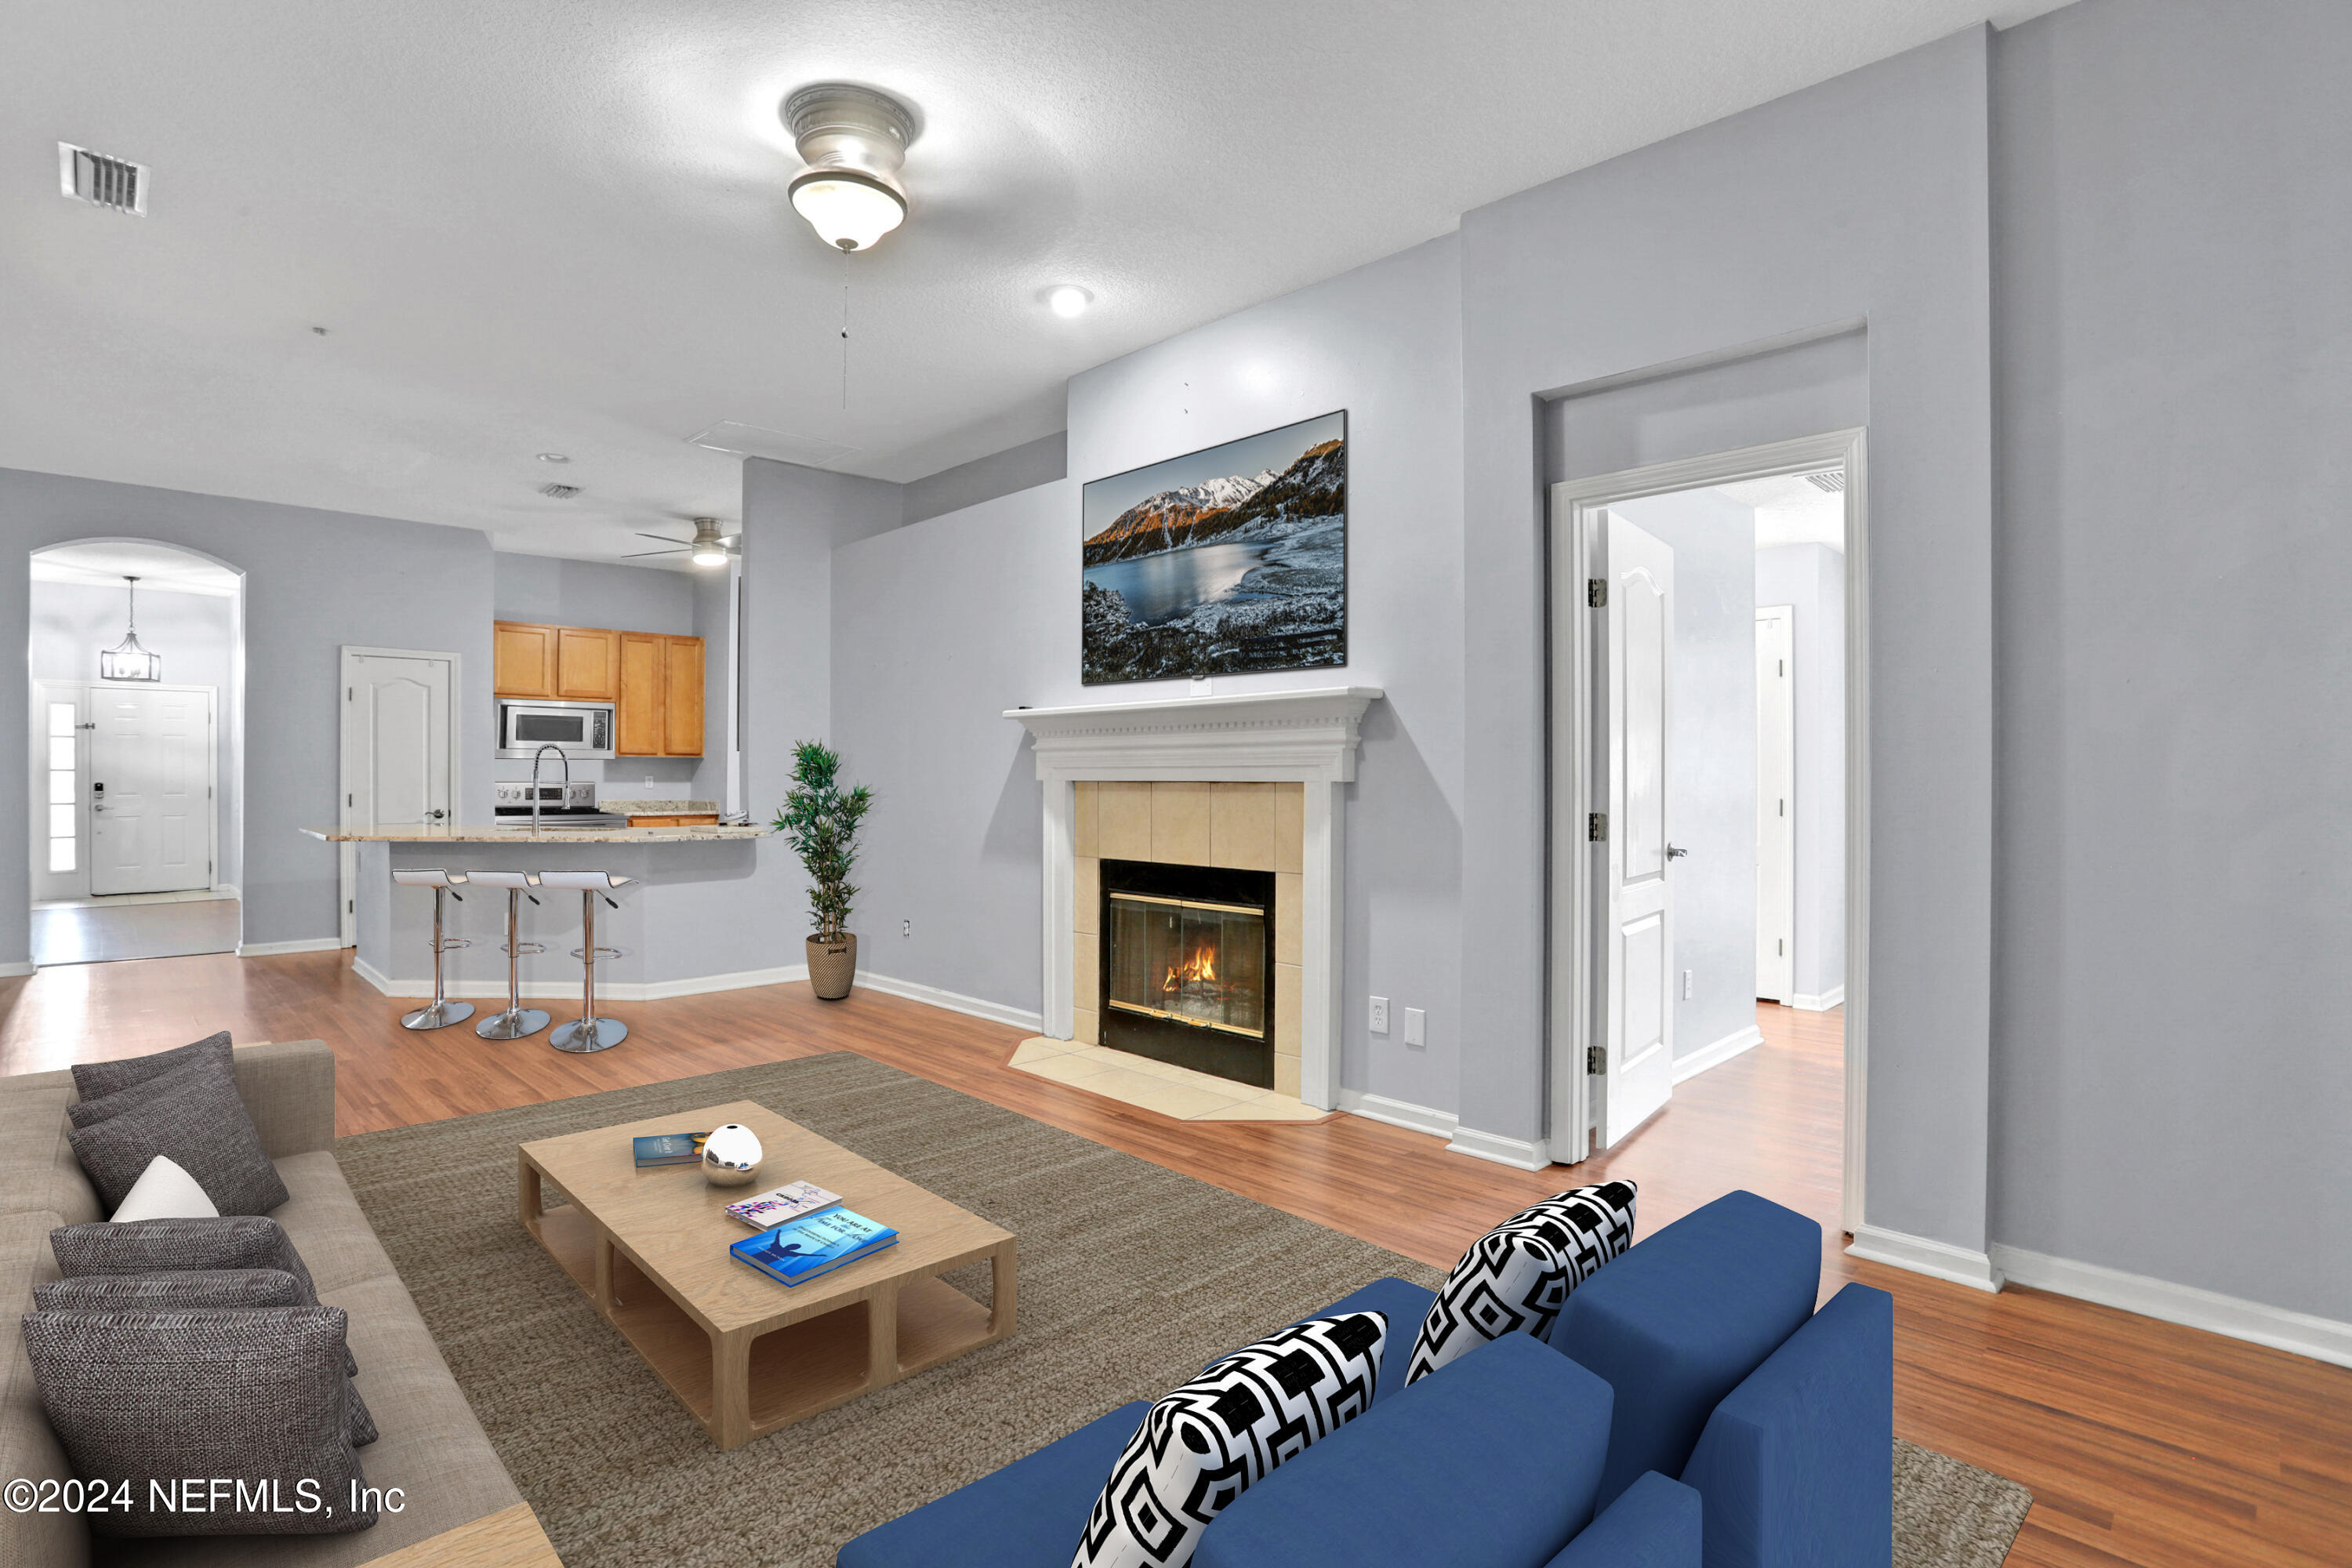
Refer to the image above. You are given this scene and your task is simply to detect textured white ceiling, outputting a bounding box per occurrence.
[2,1,2067,562]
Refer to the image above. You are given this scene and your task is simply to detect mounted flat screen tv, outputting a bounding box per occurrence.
[1080,410,1347,684]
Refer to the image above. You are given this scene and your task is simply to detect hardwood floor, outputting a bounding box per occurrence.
[2,952,2344,1566]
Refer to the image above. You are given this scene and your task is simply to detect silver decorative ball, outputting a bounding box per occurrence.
[701,1123,764,1187]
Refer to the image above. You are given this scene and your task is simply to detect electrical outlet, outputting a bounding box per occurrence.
[901,919,912,938]
[1682,970,1693,1000]
[1403,1007,1426,1047]
[1369,996,1390,1035]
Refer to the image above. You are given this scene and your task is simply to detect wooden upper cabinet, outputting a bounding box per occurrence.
[662,635,705,757]
[493,622,557,699]
[615,632,666,757]
[556,626,620,702]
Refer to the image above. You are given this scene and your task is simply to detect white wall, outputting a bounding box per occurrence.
[830,235,1467,1107]
[1755,543,1846,1004]
[28,578,243,896]
[1609,488,1760,1064]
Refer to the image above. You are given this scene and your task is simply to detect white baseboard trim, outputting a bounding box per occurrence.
[1791,985,1846,1011]
[350,958,809,1004]
[0,960,34,978]
[1446,1125,1553,1171]
[1337,1089,1458,1141]
[236,937,347,958]
[1992,1243,2352,1370]
[1846,1225,2003,1292]
[1673,1025,1764,1083]
[854,971,1044,1033]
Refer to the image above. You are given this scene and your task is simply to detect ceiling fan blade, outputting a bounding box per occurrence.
[622,546,687,557]
[636,532,691,545]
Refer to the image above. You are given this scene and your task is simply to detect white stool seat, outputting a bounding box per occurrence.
[393,870,471,1031]
[537,871,636,891]
[466,869,538,891]
[393,869,467,889]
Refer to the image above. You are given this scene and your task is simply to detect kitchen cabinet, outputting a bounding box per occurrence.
[616,631,704,757]
[493,622,558,699]
[555,626,619,702]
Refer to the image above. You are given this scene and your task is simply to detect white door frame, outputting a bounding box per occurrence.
[31,681,220,904]
[1755,604,1796,1006]
[1548,427,1870,1233]
[337,646,463,947]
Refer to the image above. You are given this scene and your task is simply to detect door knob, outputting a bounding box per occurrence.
[1666,844,1687,858]
[428,808,447,821]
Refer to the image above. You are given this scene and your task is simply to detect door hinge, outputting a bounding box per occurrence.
[1587,579,1607,608]
[1588,812,1607,842]
[347,899,354,914]
[1587,1044,1606,1074]
[347,793,354,808]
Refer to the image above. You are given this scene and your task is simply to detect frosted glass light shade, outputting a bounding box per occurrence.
[789,171,906,252]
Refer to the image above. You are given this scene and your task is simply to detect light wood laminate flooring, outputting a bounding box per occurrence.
[0,952,2343,1567]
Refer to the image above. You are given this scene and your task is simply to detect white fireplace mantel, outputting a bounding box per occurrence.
[1007,686,1384,1109]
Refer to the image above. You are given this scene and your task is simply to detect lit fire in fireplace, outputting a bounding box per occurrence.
[1161,941,1219,995]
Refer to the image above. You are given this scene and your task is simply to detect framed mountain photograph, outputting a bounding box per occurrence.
[1080,410,1347,684]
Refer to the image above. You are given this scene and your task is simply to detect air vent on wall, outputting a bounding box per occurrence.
[57,143,146,215]
[538,482,581,499]
[1803,470,1846,493]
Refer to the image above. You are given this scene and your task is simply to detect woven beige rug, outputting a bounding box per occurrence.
[337,1053,2031,1566]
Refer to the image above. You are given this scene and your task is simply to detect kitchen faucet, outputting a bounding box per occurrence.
[529,745,570,837]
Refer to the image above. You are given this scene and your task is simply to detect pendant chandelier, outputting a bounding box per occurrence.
[98,575,162,682]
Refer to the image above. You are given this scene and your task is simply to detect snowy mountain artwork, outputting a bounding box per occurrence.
[1080,410,1347,684]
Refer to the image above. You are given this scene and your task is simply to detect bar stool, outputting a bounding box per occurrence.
[467,871,550,1040]
[390,869,472,1030]
[538,871,634,1053]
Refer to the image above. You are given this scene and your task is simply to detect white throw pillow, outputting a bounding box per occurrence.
[109,1154,220,1223]
[1404,1181,1636,1385]
[1073,1311,1385,1568]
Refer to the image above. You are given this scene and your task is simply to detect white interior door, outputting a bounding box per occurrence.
[1593,510,1676,1148]
[1756,606,1795,1004]
[90,686,216,896]
[339,649,456,944]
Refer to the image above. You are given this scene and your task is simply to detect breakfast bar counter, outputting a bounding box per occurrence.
[309,823,788,1007]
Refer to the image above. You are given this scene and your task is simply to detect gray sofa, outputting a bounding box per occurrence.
[1,1041,526,1567]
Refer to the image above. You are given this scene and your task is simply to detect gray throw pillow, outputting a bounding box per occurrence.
[68,1061,289,1215]
[69,1057,210,1130]
[70,1031,233,1102]
[51,1217,318,1299]
[20,1306,376,1537]
[34,1264,359,1381]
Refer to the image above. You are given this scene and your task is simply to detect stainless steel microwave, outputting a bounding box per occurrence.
[497,699,615,760]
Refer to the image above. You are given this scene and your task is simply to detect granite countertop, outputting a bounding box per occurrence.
[598,799,724,815]
[301,823,771,844]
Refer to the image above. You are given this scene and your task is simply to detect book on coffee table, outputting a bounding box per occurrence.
[633,1132,710,1167]
[729,1208,898,1287]
[723,1181,843,1230]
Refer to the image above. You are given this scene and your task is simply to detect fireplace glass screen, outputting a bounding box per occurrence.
[1105,892,1268,1040]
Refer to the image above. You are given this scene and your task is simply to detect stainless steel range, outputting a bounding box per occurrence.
[492,780,629,830]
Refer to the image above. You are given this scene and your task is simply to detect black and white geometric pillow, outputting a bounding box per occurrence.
[1073,1311,1386,1568]
[1403,1181,1635,1385]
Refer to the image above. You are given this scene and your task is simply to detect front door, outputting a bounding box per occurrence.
[90,686,214,896]
[1593,510,1676,1149]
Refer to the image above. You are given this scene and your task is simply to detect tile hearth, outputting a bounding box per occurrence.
[1007,1038,1328,1123]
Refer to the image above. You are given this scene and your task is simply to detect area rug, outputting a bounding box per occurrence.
[336,1053,2031,1566]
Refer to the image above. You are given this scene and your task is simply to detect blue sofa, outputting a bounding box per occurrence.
[837,1191,1890,1568]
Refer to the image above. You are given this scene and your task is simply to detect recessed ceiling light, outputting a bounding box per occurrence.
[1046,285,1093,319]
[537,452,570,463]
[782,84,915,253]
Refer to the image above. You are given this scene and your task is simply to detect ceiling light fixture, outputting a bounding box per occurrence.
[537,452,570,463]
[1046,285,1093,319]
[627,517,739,568]
[782,83,916,252]
[98,576,162,682]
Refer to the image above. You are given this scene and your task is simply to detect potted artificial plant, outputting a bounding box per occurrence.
[776,740,873,1000]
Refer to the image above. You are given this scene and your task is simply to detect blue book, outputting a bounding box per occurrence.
[633,1132,708,1167]
[729,1208,898,1287]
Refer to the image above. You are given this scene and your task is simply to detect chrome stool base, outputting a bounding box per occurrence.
[476,1006,551,1040]
[548,1017,627,1053]
[401,1000,475,1031]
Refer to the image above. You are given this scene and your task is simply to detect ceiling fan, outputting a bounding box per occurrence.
[627,516,739,568]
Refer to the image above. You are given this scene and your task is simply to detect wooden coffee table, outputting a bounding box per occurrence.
[517,1099,1017,1450]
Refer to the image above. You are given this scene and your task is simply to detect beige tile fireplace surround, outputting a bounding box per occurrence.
[1072,779,1306,1094]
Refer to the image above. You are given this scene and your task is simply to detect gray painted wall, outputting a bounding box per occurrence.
[902,433,1069,528]
[1461,29,1996,1257]
[1609,488,1760,1064]
[29,579,244,895]
[832,235,1467,1109]
[0,468,496,953]
[1755,543,1846,1004]
[1990,0,2352,1319]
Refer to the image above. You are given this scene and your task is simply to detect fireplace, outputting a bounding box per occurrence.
[1099,858,1276,1088]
